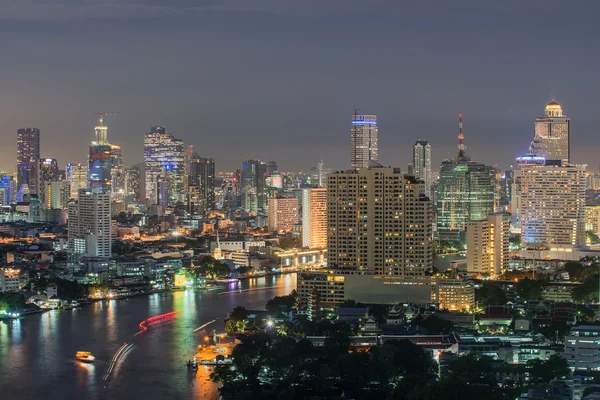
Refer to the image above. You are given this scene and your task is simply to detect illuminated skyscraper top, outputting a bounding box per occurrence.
[529,100,570,164]
[89,115,113,191]
[350,111,378,169]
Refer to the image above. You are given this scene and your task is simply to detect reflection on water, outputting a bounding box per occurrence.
[0,273,296,400]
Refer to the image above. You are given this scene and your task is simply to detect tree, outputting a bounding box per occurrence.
[516,278,547,300]
[225,319,246,335]
[266,290,299,314]
[230,306,248,321]
[527,355,570,383]
[416,314,454,334]
[573,274,600,303]
[476,282,507,307]
[446,353,497,386]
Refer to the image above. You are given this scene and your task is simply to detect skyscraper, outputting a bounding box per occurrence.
[124,164,142,202]
[529,100,570,164]
[241,159,267,213]
[16,128,40,195]
[518,155,586,248]
[350,111,378,169]
[436,116,497,241]
[302,187,327,249]
[327,167,433,276]
[110,145,124,199]
[187,154,215,216]
[67,163,89,200]
[412,140,432,197]
[144,126,184,206]
[68,188,112,259]
[88,117,113,191]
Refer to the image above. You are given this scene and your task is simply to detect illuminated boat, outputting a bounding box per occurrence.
[76,351,96,363]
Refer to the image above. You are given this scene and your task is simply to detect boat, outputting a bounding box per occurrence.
[76,351,96,363]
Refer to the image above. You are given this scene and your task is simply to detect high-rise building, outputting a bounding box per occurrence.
[436,116,497,241]
[268,197,299,233]
[241,160,267,213]
[529,100,570,164]
[66,163,89,200]
[16,128,40,195]
[45,180,70,210]
[350,111,378,169]
[302,187,327,249]
[265,161,278,175]
[327,167,433,276]
[68,188,112,259]
[124,164,142,202]
[144,126,184,206]
[110,145,124,199]
[39,158,60,207]
[518,156,586,248]
[466,213,510,277]
[0,176,16,205]
[187,155,215,216]
[89,118,113,191]
[412,140,432,197]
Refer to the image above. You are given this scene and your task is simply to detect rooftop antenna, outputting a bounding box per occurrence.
[457,114,466,159]
[94,112,118,126]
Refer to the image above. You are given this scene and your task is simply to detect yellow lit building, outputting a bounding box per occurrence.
[302,187,327,249]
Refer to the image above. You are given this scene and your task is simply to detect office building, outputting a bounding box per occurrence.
[265,161,278,175]
[529,100,570,164]
[124,164,143,202]
[436,116,497,241]
[466,213,510,277]
[144,126,184,206]
[67,163,89,200]
[268,197,299,233]
[0,176,16,205]
[110,144,124,199]
[302,187,327,249]
[16,128,40,195]
[89,117,113,191]
[45,180,70,210]
[241,159,267,213]
[431,277,475,312]
[412,140,432,197]
[68,188,112,259]
[187,155,215,216]
[518,156,586,249]
[565,325,600,371]
[350,111,378,169]
[327,167,433,276]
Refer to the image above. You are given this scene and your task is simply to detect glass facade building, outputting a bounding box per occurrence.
[143,126,184,206]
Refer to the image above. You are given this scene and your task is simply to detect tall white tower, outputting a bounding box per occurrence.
[350,111,378,169]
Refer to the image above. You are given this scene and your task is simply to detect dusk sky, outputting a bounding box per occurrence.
[2,1,600,173]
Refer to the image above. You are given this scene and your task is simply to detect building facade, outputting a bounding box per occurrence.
[529,100,570,164]
[17,128,41,195]
[68,188,112,259]
[327,167,433,276]
[241,159,267,213]
[67,163,89,200]
[302,187,328,249]
[268,197,299,233]
[518,156,586,248]
[144,126,184,206]
[565,325,600,371]
[187,155,215,216]
[350,112,378,169]
[466,213,510,277]
[413,140,432,198]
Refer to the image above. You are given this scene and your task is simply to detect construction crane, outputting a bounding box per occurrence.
[94,112,118,126]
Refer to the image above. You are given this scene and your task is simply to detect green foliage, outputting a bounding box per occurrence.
[527,355,570,383]
[230,306,248,321]
[196,256,230,279]
[416,314,455,334]
[587,231,600,245]
[0,293,25,312]
[516,278,548,300]
[225,319,246,335]
[476,282,507,307]
[572,274,600,303]
[278,237,301,250]
[564,261,598,281]
[265,290,298,314]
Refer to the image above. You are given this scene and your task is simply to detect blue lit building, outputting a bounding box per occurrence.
[350,111,378,169]
[143,126,184,206]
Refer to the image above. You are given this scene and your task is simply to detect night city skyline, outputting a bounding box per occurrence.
[1,1,600,172]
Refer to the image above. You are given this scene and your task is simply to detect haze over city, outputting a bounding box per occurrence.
[2,0,600,172]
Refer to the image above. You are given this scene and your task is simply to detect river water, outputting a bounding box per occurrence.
[0,274,297,400]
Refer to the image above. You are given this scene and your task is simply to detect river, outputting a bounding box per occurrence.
[0,273,297,400]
